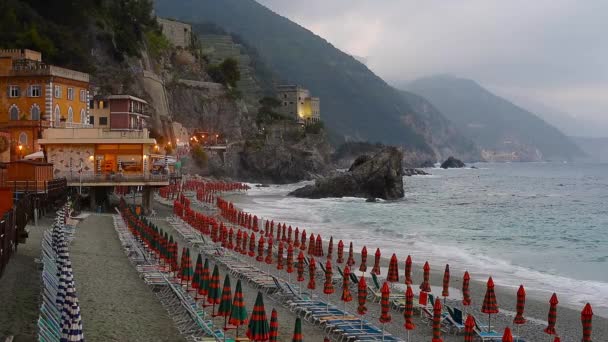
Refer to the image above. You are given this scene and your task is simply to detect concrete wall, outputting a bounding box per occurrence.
[46,144,95,176]
[157,18,192,48]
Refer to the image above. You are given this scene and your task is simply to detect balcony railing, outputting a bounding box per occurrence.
[55,171,170,184]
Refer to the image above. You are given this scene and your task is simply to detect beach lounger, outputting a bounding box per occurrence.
[445,305,465,334]
[473,316,502,341]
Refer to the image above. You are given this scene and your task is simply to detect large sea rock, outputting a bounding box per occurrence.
[289,147,404,200]
[440,156,465,169]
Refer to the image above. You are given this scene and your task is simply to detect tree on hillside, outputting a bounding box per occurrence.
[256,96,286,126]
[208,58,241,88]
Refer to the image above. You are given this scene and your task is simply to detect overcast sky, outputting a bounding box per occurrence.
[256,0,608,133]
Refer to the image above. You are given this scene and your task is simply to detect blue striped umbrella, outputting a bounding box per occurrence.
[56,264,73,308]
[69,294,84,341]
[61,284,76,342]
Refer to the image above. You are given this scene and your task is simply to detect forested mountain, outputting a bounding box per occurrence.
[155,0,479,163]
[406,75,584,161]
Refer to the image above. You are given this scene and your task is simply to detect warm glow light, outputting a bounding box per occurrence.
[89,155,94,161]
[215,134,219,138]
[18,144,23,151]
[154,144,159,150]
[143,155,148,159]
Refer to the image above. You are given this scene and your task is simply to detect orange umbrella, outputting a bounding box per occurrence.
[387,253,399,283]
[481,277,499,332]
[379,282,392,339]
[346,242,355,266]
[513,285,526,337]
[323,260,334,311]
[296,251,305,296]
[404,285,415,341]
[308,233,315,256]
[276,242,284,271]
[337,240,344,264]
[581,303,593,342]
[316,234,324,257]
[432,298,443,342]
[307,257,317,295]
[405,255,413,285]
[357,275,367,329]
[502,327,513,342]
[464,315,475,342]
[544,293,559,336]
[441,264,450,303]
[462,271,472,310]
[359,246,368,274]
[327,236,334,260]
[372,248,381,275]
[420,261,431,292]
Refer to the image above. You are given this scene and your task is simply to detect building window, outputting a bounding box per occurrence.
[19,132,27,145]
[89,116,95,125]
[80,89,87,102]
[28,85,42,97]
[54,85,62,98]
[54,106,60,124]
[67,87,74,100]
[67,107,73,123]
[9,105,19,120]
[99,117,108,125]
[31,104,40,120]
[80,109,85,123]
[8,85,20,98]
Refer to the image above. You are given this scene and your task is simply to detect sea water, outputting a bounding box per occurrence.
[229,162,608,317]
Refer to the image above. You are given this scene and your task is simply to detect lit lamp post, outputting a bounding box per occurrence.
[18,144,23,160]
[215,134,219,145]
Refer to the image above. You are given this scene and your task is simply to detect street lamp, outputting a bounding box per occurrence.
[18,144,23,159]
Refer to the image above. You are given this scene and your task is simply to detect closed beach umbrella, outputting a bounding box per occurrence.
[265,220,270,237]
[462,271,472,310]
[227,227,234,250]
[208,265,221,315]
[357,276,368,316]
[502,327,513,342]
[308,233,316,256]
[235,229,243,252]
[269,309,279,342]
[323,260,335,298]
[249,232,256,257]
[229,279,248,338]
[247,292,270,341]
[481,277,499,332]
[265,237,273,265]
[387,253,399,283]
[327,236,334,260]
[286,244,294,276]
[177,246,186,280]
[257,236,265,262]
[316,234,324,257]
[197,258,211,300]
[297,251,305,295]
[544,293,559,335]
[277,242,284,270]
[513,285,526,337]
[308,257,317,293]
[292,317,303,342]
[217,274,233,329]
[432,298,443,342]
[192,253,203,290]
[405,255,413,285]
[553,338,561,342]
[336,240,345,264]
[581,303,593,342]
[359,246,368,274]
[442,264,450,302]
[404,285,415,338]
[464,315,475,341]
[420,261,432,293]
[341,266,353,312]
[294,227,300,248]
[282,223,287,242]
[379,282,392,338]
[372,248,381,275]
[347,242,355,267]
[287,226,293,244]
[300,230,307,250]
[181,248,193,289]
[241,232,248,255]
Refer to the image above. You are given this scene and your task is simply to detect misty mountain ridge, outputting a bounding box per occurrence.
[405,75,584,162]
[155,0,480,164]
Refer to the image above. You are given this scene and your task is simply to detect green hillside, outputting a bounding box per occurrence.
[154,0,478,160]
[407,75,584,161]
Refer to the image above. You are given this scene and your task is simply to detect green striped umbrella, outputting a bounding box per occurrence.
[192,253,203,291]
[208,264,221,315]
[247,292,270,341]
[292,317,303,342]
[217,274,233,330]
[229,279,248,338]
[197,258,211,300]
[269,308,279,342]
[180,248,193,289]
[177,246,186,280]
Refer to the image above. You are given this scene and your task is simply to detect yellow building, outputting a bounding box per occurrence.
[0,49,90,161]
[276,84,321,123]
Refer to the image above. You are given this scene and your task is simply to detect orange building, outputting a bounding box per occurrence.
[0,49,90,161]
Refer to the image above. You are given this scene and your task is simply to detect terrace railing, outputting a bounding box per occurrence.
[55,171,170,184]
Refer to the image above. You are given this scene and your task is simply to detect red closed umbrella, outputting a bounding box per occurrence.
[432,298,443,342]
[404,285,415,341]
[387,253,399,283]
[346,242,355,266]
[327,236,334,260]
[379,282,392,338]
[287,226,293,244]
[235,229,243,253]
[481,277,499,332]
[296,251,305,296]
[308,233,315,256]
[227,227,234,250]
[462,271,472,310]
[281,223,287,242]
[544,293,559,335]
[502,327,513,342]
[420,261,431,292]
[341,266,353,307]
[269,308,278,342]
[286,244,294,280]
[307,257,317,294]
[372,248,381,275]
[248,232,256,257]
[357,275,367,316]
[581,303,593,342]
[359,246,368,274]
[294,227,300,248]
[300,230,307,250]
[264,220,269,237]
[513,285,526,337]
[292,317,303,342]
[464,315,475,342]
[316,234,324,257]
[323,260,334,310]
[405,255,413,285]
[337,240,344,264]
[265,237,273,265]
[441,264,450,302]
[276,242,284,270]
[256,236,265,262]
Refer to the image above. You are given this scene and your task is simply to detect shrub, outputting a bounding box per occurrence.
[191,145,208,168]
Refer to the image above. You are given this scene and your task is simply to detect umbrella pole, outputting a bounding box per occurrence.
[327,294,330,312]
[407,330,410,342]
[488,313,491,332]
[382,323,385,341]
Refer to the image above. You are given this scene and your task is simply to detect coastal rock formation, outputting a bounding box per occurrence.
[289,147,404,200]
[403,168,430,176]
[441,156,465,169]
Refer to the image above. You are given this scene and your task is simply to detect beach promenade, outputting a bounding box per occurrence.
[69,214,185,342]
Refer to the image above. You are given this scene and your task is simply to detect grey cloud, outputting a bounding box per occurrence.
[256,0,608,126]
